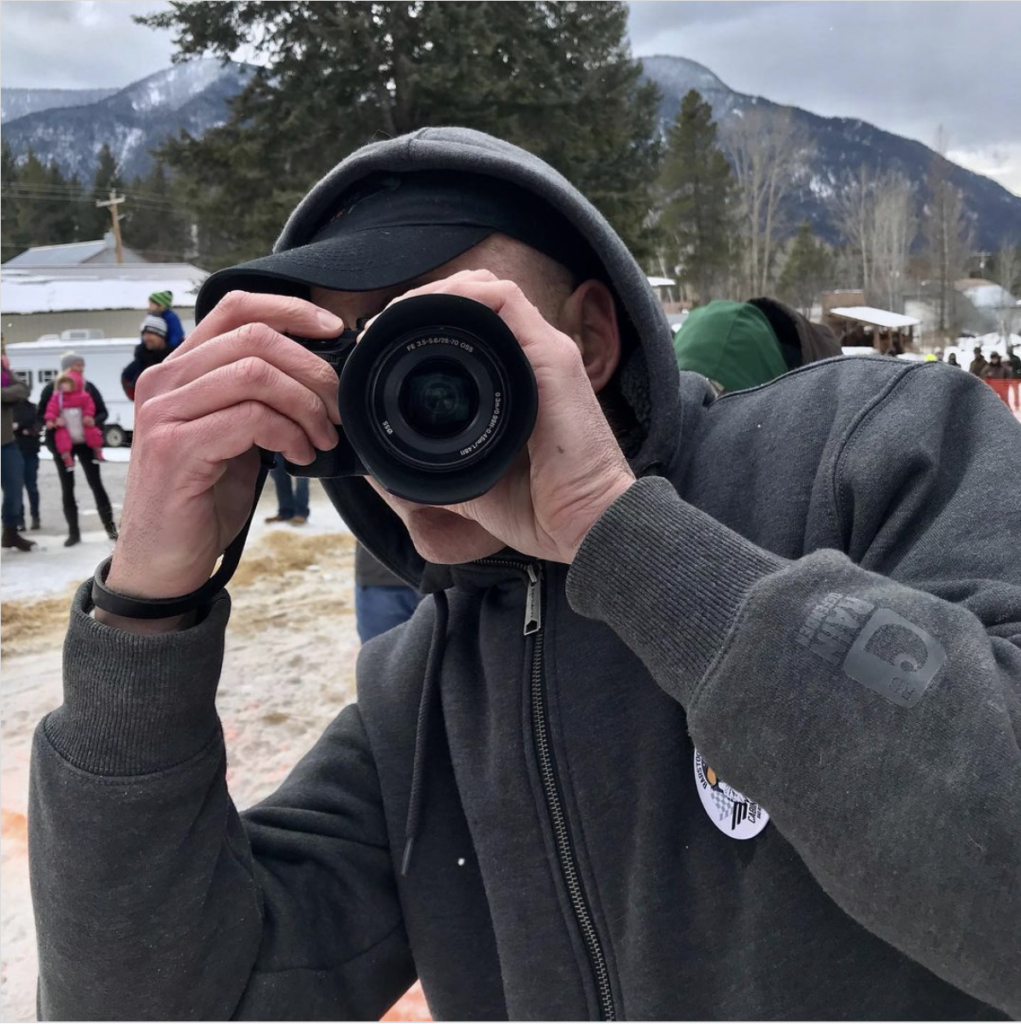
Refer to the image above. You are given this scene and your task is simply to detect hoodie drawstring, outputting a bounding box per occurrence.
[401,589,449,877]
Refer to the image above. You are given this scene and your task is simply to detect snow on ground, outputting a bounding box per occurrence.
[37,446,130,463]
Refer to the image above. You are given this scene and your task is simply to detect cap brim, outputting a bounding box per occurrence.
[195,225,492,322]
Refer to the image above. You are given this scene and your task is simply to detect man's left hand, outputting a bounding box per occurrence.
[363,270,635,566]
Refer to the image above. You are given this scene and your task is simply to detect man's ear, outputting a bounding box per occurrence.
[558,279,621,393]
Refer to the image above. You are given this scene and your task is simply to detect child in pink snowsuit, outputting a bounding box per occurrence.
[44,371,105,468]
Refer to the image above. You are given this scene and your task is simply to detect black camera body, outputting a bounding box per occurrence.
[285,294,538,506]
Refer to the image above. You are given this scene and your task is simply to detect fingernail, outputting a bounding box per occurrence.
[317,310,344,332]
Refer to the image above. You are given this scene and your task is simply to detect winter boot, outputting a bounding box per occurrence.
[64,528,82,548]
[100,509,119,541]
[30,515,41,531]
[2,526,36,552]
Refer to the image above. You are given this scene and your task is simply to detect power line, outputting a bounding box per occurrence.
[1,190,179,212]
[2,183,183,205]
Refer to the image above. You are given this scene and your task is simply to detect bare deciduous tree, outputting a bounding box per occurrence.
[724,107,812,295]
[995,241,1019,341]
[923,128,974,336]
[834,165,874,296]
[871,172,916,311]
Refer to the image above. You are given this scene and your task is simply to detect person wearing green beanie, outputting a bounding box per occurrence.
[147,290,185,348]
[673,300,789,395]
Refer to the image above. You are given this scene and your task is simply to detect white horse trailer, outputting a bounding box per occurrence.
[6,337,137,447]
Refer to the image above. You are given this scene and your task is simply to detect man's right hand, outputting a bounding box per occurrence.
[103,292,343,624]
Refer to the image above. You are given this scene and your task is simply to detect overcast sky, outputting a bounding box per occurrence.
[1,0,1018,194]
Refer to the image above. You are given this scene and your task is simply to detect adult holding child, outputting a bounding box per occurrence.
[37,352,118,547]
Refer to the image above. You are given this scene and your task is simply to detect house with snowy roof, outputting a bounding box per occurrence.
[4,231,148,268]
[0,260,208,344]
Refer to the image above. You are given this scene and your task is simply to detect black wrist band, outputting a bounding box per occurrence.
[90,464,269,620]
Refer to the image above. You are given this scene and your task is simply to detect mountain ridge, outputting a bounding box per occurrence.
[1,60,252,181]
[639,54,1021,249]
[4,54,1018,249]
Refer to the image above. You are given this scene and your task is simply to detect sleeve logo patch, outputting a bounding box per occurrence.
[694,751,770,840]
[796,593,946,708]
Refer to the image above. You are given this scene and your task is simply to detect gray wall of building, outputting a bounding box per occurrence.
[1,308,196,345]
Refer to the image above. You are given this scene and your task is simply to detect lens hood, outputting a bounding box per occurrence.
[286,294,538,505]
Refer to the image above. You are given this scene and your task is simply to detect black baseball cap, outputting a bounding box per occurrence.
[195,170,602,321]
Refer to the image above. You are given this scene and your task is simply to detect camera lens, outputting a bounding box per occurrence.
[398,358,480,439]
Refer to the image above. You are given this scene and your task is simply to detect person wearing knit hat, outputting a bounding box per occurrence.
[140,314,169,342]
[122,313,174,403]
[60,351,84,373]
[147,289,185,349]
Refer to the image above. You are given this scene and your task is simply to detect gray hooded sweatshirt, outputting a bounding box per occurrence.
[29,129,1021,1021]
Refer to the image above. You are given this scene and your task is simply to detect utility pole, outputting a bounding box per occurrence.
[95,189,126,264]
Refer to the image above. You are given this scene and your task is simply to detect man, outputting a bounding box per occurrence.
[981,351,1012,380]
[37,351,117,546]
[1,352,34,551]
[969,345,988,375]
[13,394,42,531]
[671,299,840,395]
[29,129,1020,1020]
[147,289,185,349]
[354,541,422,643]
[121,315,172,400]
[265,450,312,525]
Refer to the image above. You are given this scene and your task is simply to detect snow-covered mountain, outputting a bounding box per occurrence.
[2,60,252,180]
[5,53,1018,249]
[1,88,119,123]
[640,55,1021,250]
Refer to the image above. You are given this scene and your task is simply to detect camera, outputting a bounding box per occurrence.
[284,294,538,505]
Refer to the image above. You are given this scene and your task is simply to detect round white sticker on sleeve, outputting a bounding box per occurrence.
[693,750,770,840]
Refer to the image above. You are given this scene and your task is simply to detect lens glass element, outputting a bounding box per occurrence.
[397,358,480,439]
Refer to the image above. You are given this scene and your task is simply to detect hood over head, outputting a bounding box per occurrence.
[229,128,681,590]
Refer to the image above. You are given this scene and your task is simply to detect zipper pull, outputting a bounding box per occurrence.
[523,564,543,635]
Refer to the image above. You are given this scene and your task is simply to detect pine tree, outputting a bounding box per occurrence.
[138,1,660,268]
[45,161,78,244]
[122,162,192,262]
[656,90,735,303]
[777,222,833,317]
[11,149,56,249]
[1,141,21,261]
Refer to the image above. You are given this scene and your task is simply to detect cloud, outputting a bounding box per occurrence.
[628,1,1021,193]
[0,0,175,90]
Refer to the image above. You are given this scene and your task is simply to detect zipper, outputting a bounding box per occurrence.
[475,557,616,1020]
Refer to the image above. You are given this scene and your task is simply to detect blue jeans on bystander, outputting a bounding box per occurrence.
[270,452,310,520]
[1,442,26,527]
[355,584,423,644]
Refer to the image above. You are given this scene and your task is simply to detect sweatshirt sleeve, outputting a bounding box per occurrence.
[1,376,29,404]
[30,584,414,1021]
[567,365,1021,1016]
